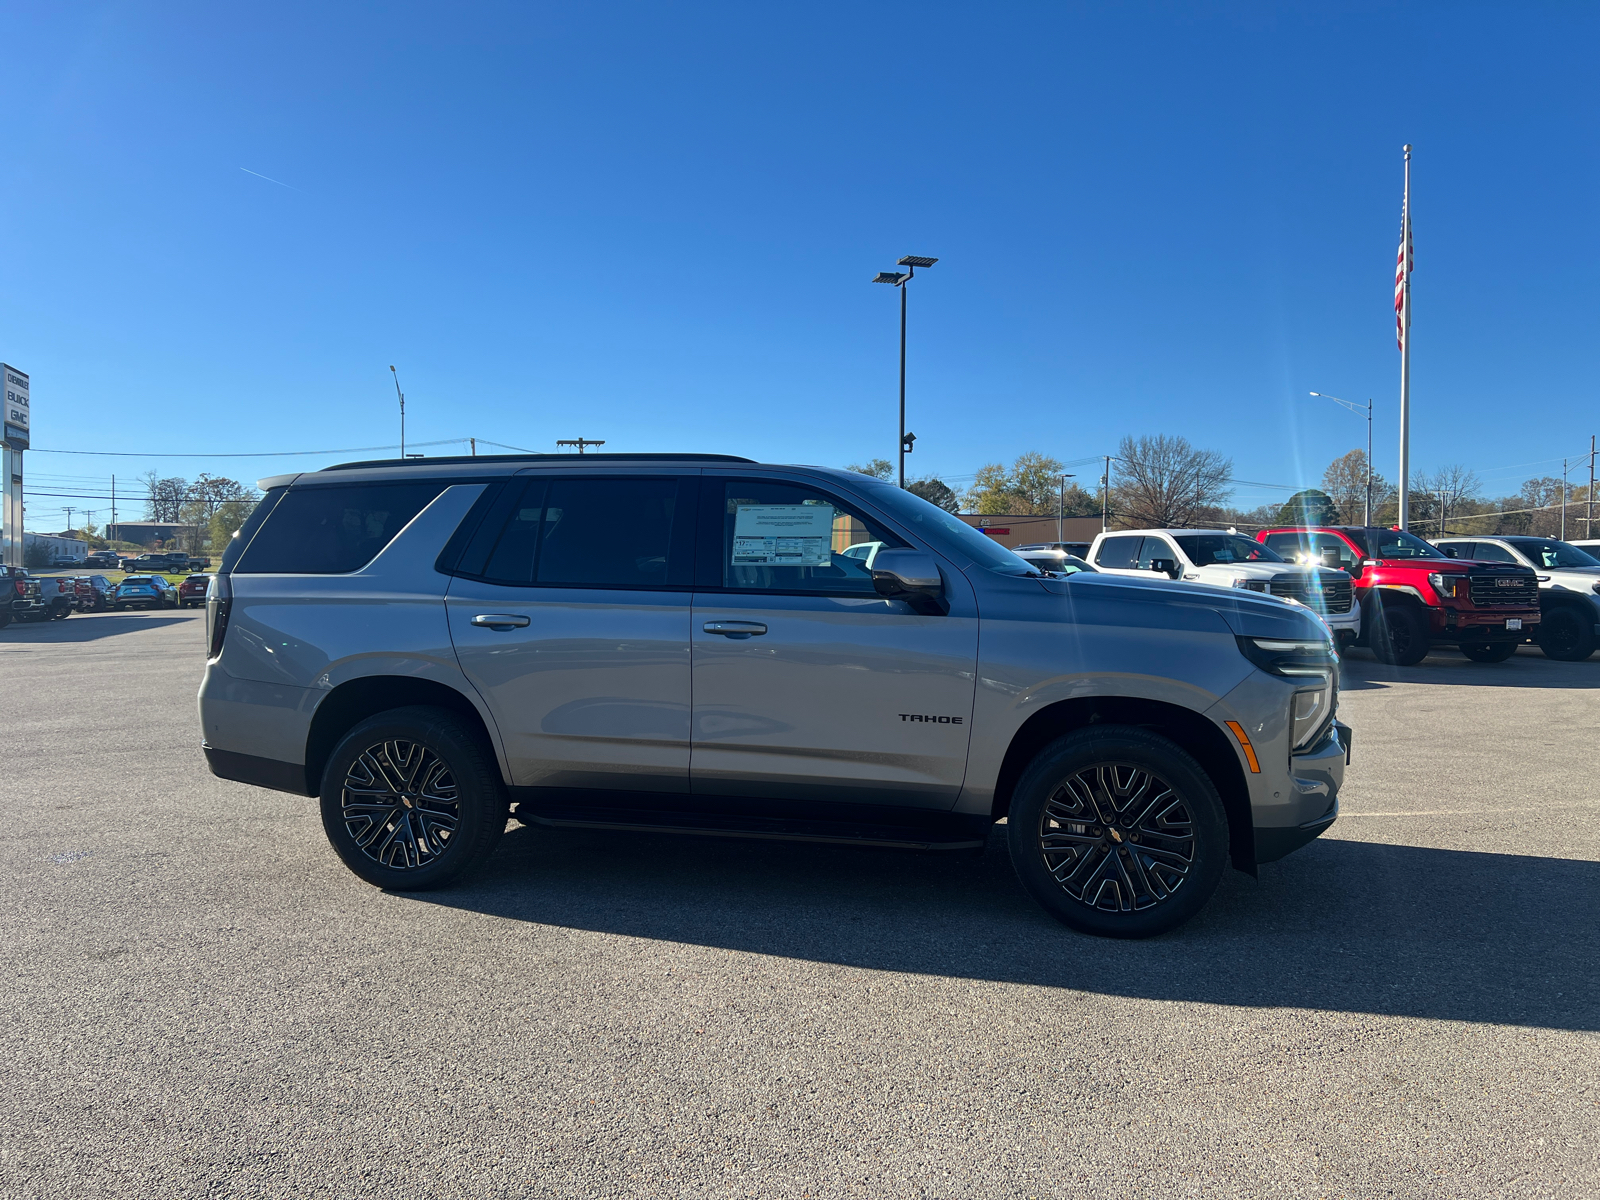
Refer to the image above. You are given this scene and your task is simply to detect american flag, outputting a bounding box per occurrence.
[1394,200,1412,349]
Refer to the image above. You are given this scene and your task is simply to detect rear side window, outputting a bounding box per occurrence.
[1095,536,1144,569]
[475,476,690,588]
[233,482,445,574]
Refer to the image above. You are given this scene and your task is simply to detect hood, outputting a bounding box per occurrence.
[1040,570,1329,641]
[1191,562,1296,580]
[1541,566,1600,591]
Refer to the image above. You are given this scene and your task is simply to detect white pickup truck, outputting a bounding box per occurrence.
[1087,528,1362,646]
[1435,535,1600,661]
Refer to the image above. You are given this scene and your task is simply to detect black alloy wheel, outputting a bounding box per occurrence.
[1007,727,1228,939]
[1460,640,1518,663]
[320,706,508,890]
[1369,603,1429,666]
[1537,606,1596,662]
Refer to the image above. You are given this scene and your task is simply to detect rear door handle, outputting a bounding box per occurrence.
[471,613,531,629]
[703,621,767,639]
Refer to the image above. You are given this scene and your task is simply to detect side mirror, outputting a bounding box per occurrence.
[1148,557,1181,579]
[1440,545,1460,558]
[871,549,946,614]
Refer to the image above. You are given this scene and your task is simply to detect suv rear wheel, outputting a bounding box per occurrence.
[1369,603,1429,666]
[319,706,508,891]
[1537,606,1596,662]
[1006,727,1228,939]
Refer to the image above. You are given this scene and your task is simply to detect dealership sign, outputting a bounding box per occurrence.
[3,364,27,450]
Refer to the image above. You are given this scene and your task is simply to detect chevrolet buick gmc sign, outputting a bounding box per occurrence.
[3,364,28,450]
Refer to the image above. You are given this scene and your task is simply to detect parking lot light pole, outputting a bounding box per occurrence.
[390,366,405,459]
[1056,474,1075,543]
[1310,392,1374,525]
[873,256,938,488]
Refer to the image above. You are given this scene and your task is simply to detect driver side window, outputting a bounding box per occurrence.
[711,480,905,595]
[1471,542,1518,564]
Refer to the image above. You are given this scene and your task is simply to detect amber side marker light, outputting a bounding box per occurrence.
[1225,721,1261,773]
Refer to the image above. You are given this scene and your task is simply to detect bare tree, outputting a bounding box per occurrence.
[1321,449,1392,525]
[1111,435,1232,528]
[141,471,189,523]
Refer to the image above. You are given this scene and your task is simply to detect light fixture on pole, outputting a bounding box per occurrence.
[1056,474,1076,543]
[389,366,406,459]
[872,255,938,489]
[1310,392,1375,525]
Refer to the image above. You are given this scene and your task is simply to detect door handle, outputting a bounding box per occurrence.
[703,620,767,639]
[471,613,531,629]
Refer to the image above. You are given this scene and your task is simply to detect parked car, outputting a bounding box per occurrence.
[74,575,117,612]
[82,551,120,570]
[1016,549,1098,575]
[1088,528,1361,647]
[199,454,1349,939]
[113,575,179,610]
[1434,536,1600,661]
[179,573,211,608]
[33,576,77,620]
[126,551,201,574]
[0,565,44,628]
[1016,541,1092,558]
[1256,526,1540,665]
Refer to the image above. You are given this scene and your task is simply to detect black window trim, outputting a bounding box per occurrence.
[441,474,700,592]
[695,475,912,600]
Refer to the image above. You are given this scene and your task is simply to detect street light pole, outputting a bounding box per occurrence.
[1101,456,1111,532]
[390,366,405,459]
[873,256,938,488]
[1056,474,1076,543]
[1310,392,1374,525]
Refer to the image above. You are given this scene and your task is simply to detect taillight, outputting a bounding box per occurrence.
[13,580,23,597]
[206,574,232,659]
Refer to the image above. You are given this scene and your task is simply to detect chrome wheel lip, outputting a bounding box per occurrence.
[1036,761,1197,914]
[340,739,460,871]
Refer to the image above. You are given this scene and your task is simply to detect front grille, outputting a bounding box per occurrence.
[1269,571,1354,614]
[1467,569,1539,608]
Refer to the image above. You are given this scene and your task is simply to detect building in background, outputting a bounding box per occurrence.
[23,532,87,565]
[105,521,203,550]
[2,364,29,567]
[958,513,1103,549]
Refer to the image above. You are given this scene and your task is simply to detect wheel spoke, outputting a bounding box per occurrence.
[1036,759,1197,914]
[341,739,460,872]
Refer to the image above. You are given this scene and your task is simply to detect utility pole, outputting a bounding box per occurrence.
[1561,458,1568,541]
[110,475,117,545]
[390,366,405,458]
[556,438,605,454]
[470,437,476,457]
[1588,435,1595,539]
[1101,455,1111,533]
[65,507,74,539]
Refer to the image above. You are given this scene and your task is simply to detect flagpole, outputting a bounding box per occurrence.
[1398,144,1412,531]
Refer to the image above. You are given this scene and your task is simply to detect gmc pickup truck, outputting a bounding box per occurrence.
[1257,526,1540,665]
[0,565,44,628]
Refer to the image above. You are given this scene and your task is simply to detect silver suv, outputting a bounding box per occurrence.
[198,455,1349,938]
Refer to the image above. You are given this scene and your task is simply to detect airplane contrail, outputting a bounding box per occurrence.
[239,167,302,191]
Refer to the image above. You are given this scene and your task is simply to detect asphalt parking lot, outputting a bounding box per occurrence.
[2,609,1596,1199]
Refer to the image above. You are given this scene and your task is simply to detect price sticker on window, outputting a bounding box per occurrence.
[732,504,834,566]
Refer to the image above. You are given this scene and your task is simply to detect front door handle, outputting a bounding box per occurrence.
[471,613,531,629]
[703,621,767,639]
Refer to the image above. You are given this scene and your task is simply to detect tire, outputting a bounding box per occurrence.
[1537,606,1596,662]
[1461,640,1517,663]
[319,706,508,891]
[0,612,10,629]
[50,603,71,621]
[1006,726,1229,939]
[1369,603,1429,666]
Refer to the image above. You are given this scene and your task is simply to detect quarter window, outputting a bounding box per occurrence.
[234,483,444,574]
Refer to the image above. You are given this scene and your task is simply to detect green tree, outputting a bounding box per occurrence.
[907,476,960,512]
[964,452,1097,515]
[206,499,258,553]
[1277,489,1339,527]
[845,458,893,481]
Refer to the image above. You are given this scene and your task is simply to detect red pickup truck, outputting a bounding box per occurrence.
[1256,525,1541,666]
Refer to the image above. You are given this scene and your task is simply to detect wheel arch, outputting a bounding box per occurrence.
[303,675,502,797]
[989,696,1257,873]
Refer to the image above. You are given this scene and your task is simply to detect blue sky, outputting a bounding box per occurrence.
[3,2,1596,528]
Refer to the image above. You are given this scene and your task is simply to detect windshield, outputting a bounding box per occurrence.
[1372,529,1445,559]
[1173,534,1284,567]
[861,482,1038,575]
[1505,538,1600,569]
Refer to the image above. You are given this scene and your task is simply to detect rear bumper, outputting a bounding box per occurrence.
[203,744,315,796]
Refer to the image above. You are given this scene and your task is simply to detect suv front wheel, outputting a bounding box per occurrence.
[1006,727,1228,939]
[320,706,508,891]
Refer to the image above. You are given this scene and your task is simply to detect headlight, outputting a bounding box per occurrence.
[1290,685,1331,750]
[1427,572,1462,599]
[1236,636,1338,750]
[1231,578,1271,592]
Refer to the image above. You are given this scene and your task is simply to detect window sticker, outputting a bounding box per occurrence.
[732,504,835,567]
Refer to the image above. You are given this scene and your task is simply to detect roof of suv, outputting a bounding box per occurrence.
[261,452,762,490]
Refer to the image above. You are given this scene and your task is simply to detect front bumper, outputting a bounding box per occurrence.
[1429,608,1540,642]
[1253,719,1347,863]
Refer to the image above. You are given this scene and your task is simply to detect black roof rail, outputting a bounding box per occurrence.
[320,452,758,472]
